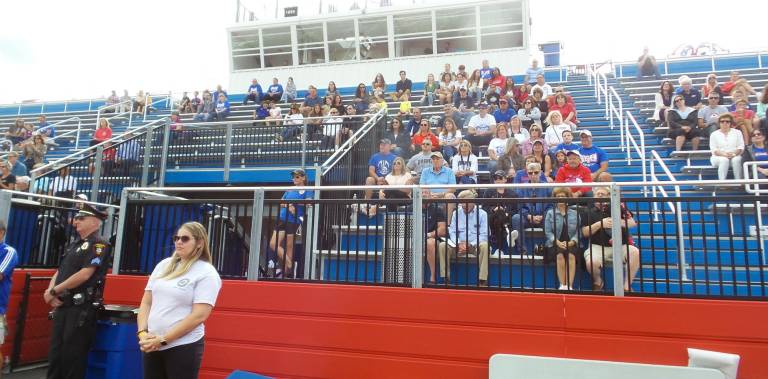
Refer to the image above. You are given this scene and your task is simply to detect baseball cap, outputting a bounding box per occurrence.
[430,151,443,159]
[291,168,306,177]
[492,170,506,179]
[478,103,488,109]
[580,129,592,137]
[379,138,391,145]
[499,98,508,103]
[566,150,582,159]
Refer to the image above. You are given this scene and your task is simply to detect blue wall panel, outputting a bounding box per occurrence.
[715,55,760,71]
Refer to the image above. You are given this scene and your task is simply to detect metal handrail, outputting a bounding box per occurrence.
[321,107,387,175]
[4,189,119,209]
[142,93,172,121]
[30,117,167,177]
[744,161,768,195]
[625,111,646,196]
[614,50,767,78]
[0,116,83,161]
[94,99,137,149]
[607,86,624,149]
[649,149,688,281]
[2,97,108,116]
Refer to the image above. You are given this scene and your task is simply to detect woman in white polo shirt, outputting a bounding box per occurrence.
[137,221,222,379]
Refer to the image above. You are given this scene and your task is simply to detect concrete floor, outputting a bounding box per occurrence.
[6,365,47,379]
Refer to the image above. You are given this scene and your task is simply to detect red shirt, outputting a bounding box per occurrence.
[94,127,112,141]
[550,102,577,122]
[555,164,593,194]
[102,147,116,161]
[490,75,505,89]
[732,109,755,123]
[412,131,439,147]
[721,81,736,94]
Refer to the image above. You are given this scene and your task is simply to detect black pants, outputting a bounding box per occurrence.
[47,305,97,379]
[242,93,259,105]
[143,337,205,379]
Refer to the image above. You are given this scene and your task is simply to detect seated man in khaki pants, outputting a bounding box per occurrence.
[438,190,489,286]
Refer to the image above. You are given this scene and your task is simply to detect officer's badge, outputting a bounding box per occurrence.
[80,242,89,251]
[94,243,106,256]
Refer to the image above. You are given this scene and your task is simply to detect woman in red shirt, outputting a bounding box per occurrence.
[549,94,578,128]
[91,118,113,146]
[489,67,506,89]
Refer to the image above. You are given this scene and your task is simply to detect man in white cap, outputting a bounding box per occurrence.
[577,129,611,181]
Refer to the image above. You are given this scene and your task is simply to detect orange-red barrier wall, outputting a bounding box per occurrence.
[4,269,56,368]
[102,275,768,379]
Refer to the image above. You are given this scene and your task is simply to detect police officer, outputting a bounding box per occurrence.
[45,203,112,379]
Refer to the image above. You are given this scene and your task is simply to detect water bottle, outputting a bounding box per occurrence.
[350,194,358,226]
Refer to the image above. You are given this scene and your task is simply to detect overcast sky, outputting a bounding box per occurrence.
[1,0,766,104]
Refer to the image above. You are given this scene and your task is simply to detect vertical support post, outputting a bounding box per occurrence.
[303,187,319,281]
[609,185,624,297]
[158,119,171,187]
[141,127,153,186]
[0,191,11,224]
[411,188,423,288]
[223,123,233,182]
[128,100,134,129]
[300,123,307,171]
[675,201,689,281]
[91,145,104,203]
[308,165,322,280]
[112,188,130,275]
[74,119,82,150]
[247,188,265,281]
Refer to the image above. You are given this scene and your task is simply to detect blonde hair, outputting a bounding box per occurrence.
[391,157,407,176]
[545,110,563,125]
[552,187,572,198]
[158,221,212,280]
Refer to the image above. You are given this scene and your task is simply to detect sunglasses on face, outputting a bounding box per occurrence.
[527,171,540,174]
[709,97,719,99]
[172,235,192,243]
[753,132,763,137]
[720,120,732,124]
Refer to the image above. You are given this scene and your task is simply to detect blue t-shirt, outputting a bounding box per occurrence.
[674,88,702,107]
[268,84,283,95]
[247,84,263,97]
[420,166,456,193]
[525,67,544,83]
[480,68,492,80]
[215,101,230,113]
[368,152,397,177]
[493,109,517,124]
[0,243,18,314]
[278,189,314,224]
[752,147,768,161]
[553,142,579,154]
[578,146,608,173]
[303,95,322,108]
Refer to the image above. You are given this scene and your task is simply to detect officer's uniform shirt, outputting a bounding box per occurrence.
[55,232,111,299]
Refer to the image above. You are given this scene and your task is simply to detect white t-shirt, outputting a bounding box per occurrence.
[468,114,497,134]
[544,124,571,148]
[322,117,344,137]
[439,130,462,146]
[146,258,222,350]
[488,137,508,157]
[531,83,553,98]
[284,113,304,126]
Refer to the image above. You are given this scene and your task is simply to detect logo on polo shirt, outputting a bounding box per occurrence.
[177,278,190,288]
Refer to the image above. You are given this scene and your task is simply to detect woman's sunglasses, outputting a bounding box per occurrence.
[172,235,192,243]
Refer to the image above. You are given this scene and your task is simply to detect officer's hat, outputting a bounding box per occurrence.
[75,203,108,221]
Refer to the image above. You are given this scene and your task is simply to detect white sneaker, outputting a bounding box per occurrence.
[491,249,501,258]
[558,284,569,291]
[509,230,518,248]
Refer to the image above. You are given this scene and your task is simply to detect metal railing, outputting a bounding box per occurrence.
[142,93,172,121]
[94,99,135,144]
[649,150,688,281]
[0,116,83,161]
[0,98,107,116]
[614,50,767,79]
[624,111,647,196]
[607,86,624,148]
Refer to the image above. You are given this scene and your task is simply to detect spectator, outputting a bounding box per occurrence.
[406,140,435,178]
[483,171,518,255]
[351,83,371,115]
[411,118,439,151]
[510,162,551,254]
[212,85,227,103]
[651,80,675,122]
[530,74,553,98]
[502,78,520,107]
[532,141,554,181]
[493,98,517,124]
[421,74,438,106]
[392,70,412,102]
[543,111,571,149]
[552,129,578,153]
[525,59,544,83]
[14,175,29,192]
[674,75,702,108]
[214,93,230,121]
[468,69,483,103]
[454,88,476,127]
[189,91,201,113]
[379,156,413,201]
[37,115,54,138]
[479,59,493,87]
[521,125,544,156]
[437,72,454,105]
[484,82,501,108]
[756,83,768,121]
[555,150,593,197]
[134,90,147,114]
[340,105,359,142]
[488,67,505,89]
[306,104,324,136]
[452,72,469,98]
[105,90,120,112]
[545,187,581,290]
[321,108,344,149]
[7,152,26,177]
[99,141,116,176]
[530,88,549,122]
[487,125,510,174]
[325,81,339,100]
[728,90,753,112]
[456,64,468,80]
[508,117,530,145]
[0,162,15,190]
[137,221,221,379]
[498,138,525,178]
[119,90,132,113]
[668,95,701,151]
[406,107,425,136]
[301,85,323,113]
[282,77,297,103]
[550,149,567,181]
[178,92,193,114]
[550,93,578,128]
[276,104,304,142]
[423,200,447,284]
[466,103,497,148]
[116,135,141,177]
[332,95,346,115]
[578,130,611,181]
[697,91,729,136]
[514,154,548,184]
[516,82,531,105]
[441,63,456,82]
[438,118,462,163]
[636,47,661,79]
[701,73,722,98]
[49,166,78,198]
[744,129,768,178]
[5,119,26,146]
[253,100,270,121]
[438,104,463,132]
[193,92,215,122]
[22,134,46,168]
[89,118,112,147]
[322,95,335,116]
[268,169,313,279]
[265,100,283,126]
[384,118,410,157]
[420,152,457,220]
[721,71,756,97]
[365,138,397,199]
[372,73,386,99]
[451,140,478,184]
[709,114,744,180]
[263,78,283,102]
[438,189,489,286]
[518,98,542,129]
[732,99,755,145]
[581,186,640,291]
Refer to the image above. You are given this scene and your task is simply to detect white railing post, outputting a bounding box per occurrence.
[609,184,625,297]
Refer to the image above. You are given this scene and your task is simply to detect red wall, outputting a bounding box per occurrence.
[103,276,768,379]
[5,269,56,367]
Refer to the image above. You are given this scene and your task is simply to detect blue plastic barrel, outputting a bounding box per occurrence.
[86,306,142,379]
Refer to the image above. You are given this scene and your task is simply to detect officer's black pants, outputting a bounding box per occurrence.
[143,337,204,379]
[47,306,96,379]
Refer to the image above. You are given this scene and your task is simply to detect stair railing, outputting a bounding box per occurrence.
[607,86,624,151]
[321,107,387,176]
[143,92,172,121]
[649,149,688,281]
[624,111,647,196]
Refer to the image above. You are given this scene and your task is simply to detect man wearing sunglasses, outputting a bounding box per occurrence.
[46,202,112,379]
[697,92,729,137]
[511,162,552,255]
